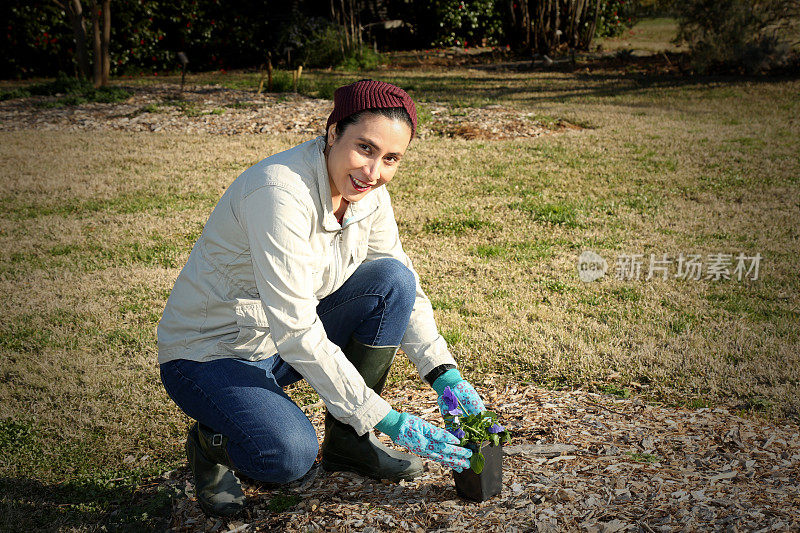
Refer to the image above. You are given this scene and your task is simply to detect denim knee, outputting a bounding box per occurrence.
[375,258,416,306]
[236,431,319,483]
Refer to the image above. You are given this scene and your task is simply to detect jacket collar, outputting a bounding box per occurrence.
[312,136,380,231]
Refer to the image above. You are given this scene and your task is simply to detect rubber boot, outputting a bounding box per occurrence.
[186,422,246,517]
[321,337,423,481]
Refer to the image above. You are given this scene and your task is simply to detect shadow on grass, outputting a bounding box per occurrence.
[0,476,174,532]
[388,53,800,108]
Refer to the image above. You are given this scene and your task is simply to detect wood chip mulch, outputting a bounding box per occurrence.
[160,380,800,532]
[0,83,566,140]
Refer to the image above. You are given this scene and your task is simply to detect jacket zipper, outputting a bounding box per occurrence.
[325,229,342,295]
[323,202,376,295]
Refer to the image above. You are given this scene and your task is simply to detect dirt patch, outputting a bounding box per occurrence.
[423,102,583,140]
[0,83,565,141]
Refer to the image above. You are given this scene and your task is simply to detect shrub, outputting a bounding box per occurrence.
[311,78,340,100]
[431,0,505,47]
[0,88,32,101]
[14,76,131,106]
[60,94,88,106]
[269,70,298,93]
[0,1,315,77]
[670,0,800,73]
[338,47,383,71]
[280,17,343,68]
[88,86,132,103]
[596,0,639,38]
[278,15,383,70]
[28,76,92,96]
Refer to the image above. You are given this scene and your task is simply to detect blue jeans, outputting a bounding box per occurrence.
[160,258,416,482]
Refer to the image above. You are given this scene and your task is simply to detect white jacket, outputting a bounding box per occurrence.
[157,136,457,435]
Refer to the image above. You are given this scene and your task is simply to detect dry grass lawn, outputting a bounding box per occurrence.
[1,49,799,529]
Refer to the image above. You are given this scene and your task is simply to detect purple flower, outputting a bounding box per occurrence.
[488,423,504,434]
[442,386,459,412]
[449,427,466,439]
[449,408,463,417]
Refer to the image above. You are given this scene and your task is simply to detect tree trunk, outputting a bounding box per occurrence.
[528,0,601,54]
[565,0,581,49]
[331,0,364,60]
[522,0,531,50]
[572,0,586,48]
[101,0,110,86]
[91,0,101,86]
[507,0,517,46]
[339,0,351,51]
[579,0,601,50]
[330,0,346,59]
[538,0,553,54]
[553,0,560,48]
[350,0,359,50]
[62,0,90,78]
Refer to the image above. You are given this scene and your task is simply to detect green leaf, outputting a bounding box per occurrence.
[470,451,485,474]
[463,413,481,425]
[490,433,500,446]
[482,411,498,420]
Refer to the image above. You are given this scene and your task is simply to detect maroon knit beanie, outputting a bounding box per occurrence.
[326,80,417,138]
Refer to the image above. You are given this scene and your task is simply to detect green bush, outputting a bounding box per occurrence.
[279,17,342,68]
[670,0,799,73]
[338,47,383,71]
[60,94,88,106]
[13,76,131,106]
[278,15,382,71]
[431,0,504,47]
[270,70,297,93]
[0,88,31,101]
[596,0,639,38]
[0,1,312,77]
[310,78,340,100]
[28,76,93,96]
[89,86,132,103]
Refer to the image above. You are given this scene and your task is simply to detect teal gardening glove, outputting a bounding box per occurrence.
[432,369,486,424]
[375,410,472,472]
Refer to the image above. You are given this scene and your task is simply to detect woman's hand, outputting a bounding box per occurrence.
[393,414,472,472]
[431,369,486,426]
[375,410,472,472]
[437,380,486,419]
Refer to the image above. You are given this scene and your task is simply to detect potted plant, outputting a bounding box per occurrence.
[441,386,512,502]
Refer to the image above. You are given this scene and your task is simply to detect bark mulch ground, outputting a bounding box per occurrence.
[161,381,799,532]
[0,82,574,140]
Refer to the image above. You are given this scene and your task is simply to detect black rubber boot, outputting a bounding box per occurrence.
[321,337,423,481]
[186,422,246,517]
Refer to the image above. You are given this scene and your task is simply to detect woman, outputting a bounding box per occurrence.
[157,80,488,517]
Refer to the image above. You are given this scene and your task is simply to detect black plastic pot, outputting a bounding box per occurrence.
[453,441,503,502]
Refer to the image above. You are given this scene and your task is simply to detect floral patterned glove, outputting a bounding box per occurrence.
[433,370,486,424]
[376,410,472,472]
[393,413,472,472]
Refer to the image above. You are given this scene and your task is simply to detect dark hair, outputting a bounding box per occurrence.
[325,107,413,145]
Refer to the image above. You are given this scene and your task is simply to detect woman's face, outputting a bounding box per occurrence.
[325,113,412,203]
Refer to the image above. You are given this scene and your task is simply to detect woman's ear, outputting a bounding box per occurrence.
[327,123,337,146]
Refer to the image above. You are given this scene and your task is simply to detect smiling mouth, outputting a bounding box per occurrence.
[349,174,372,192]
